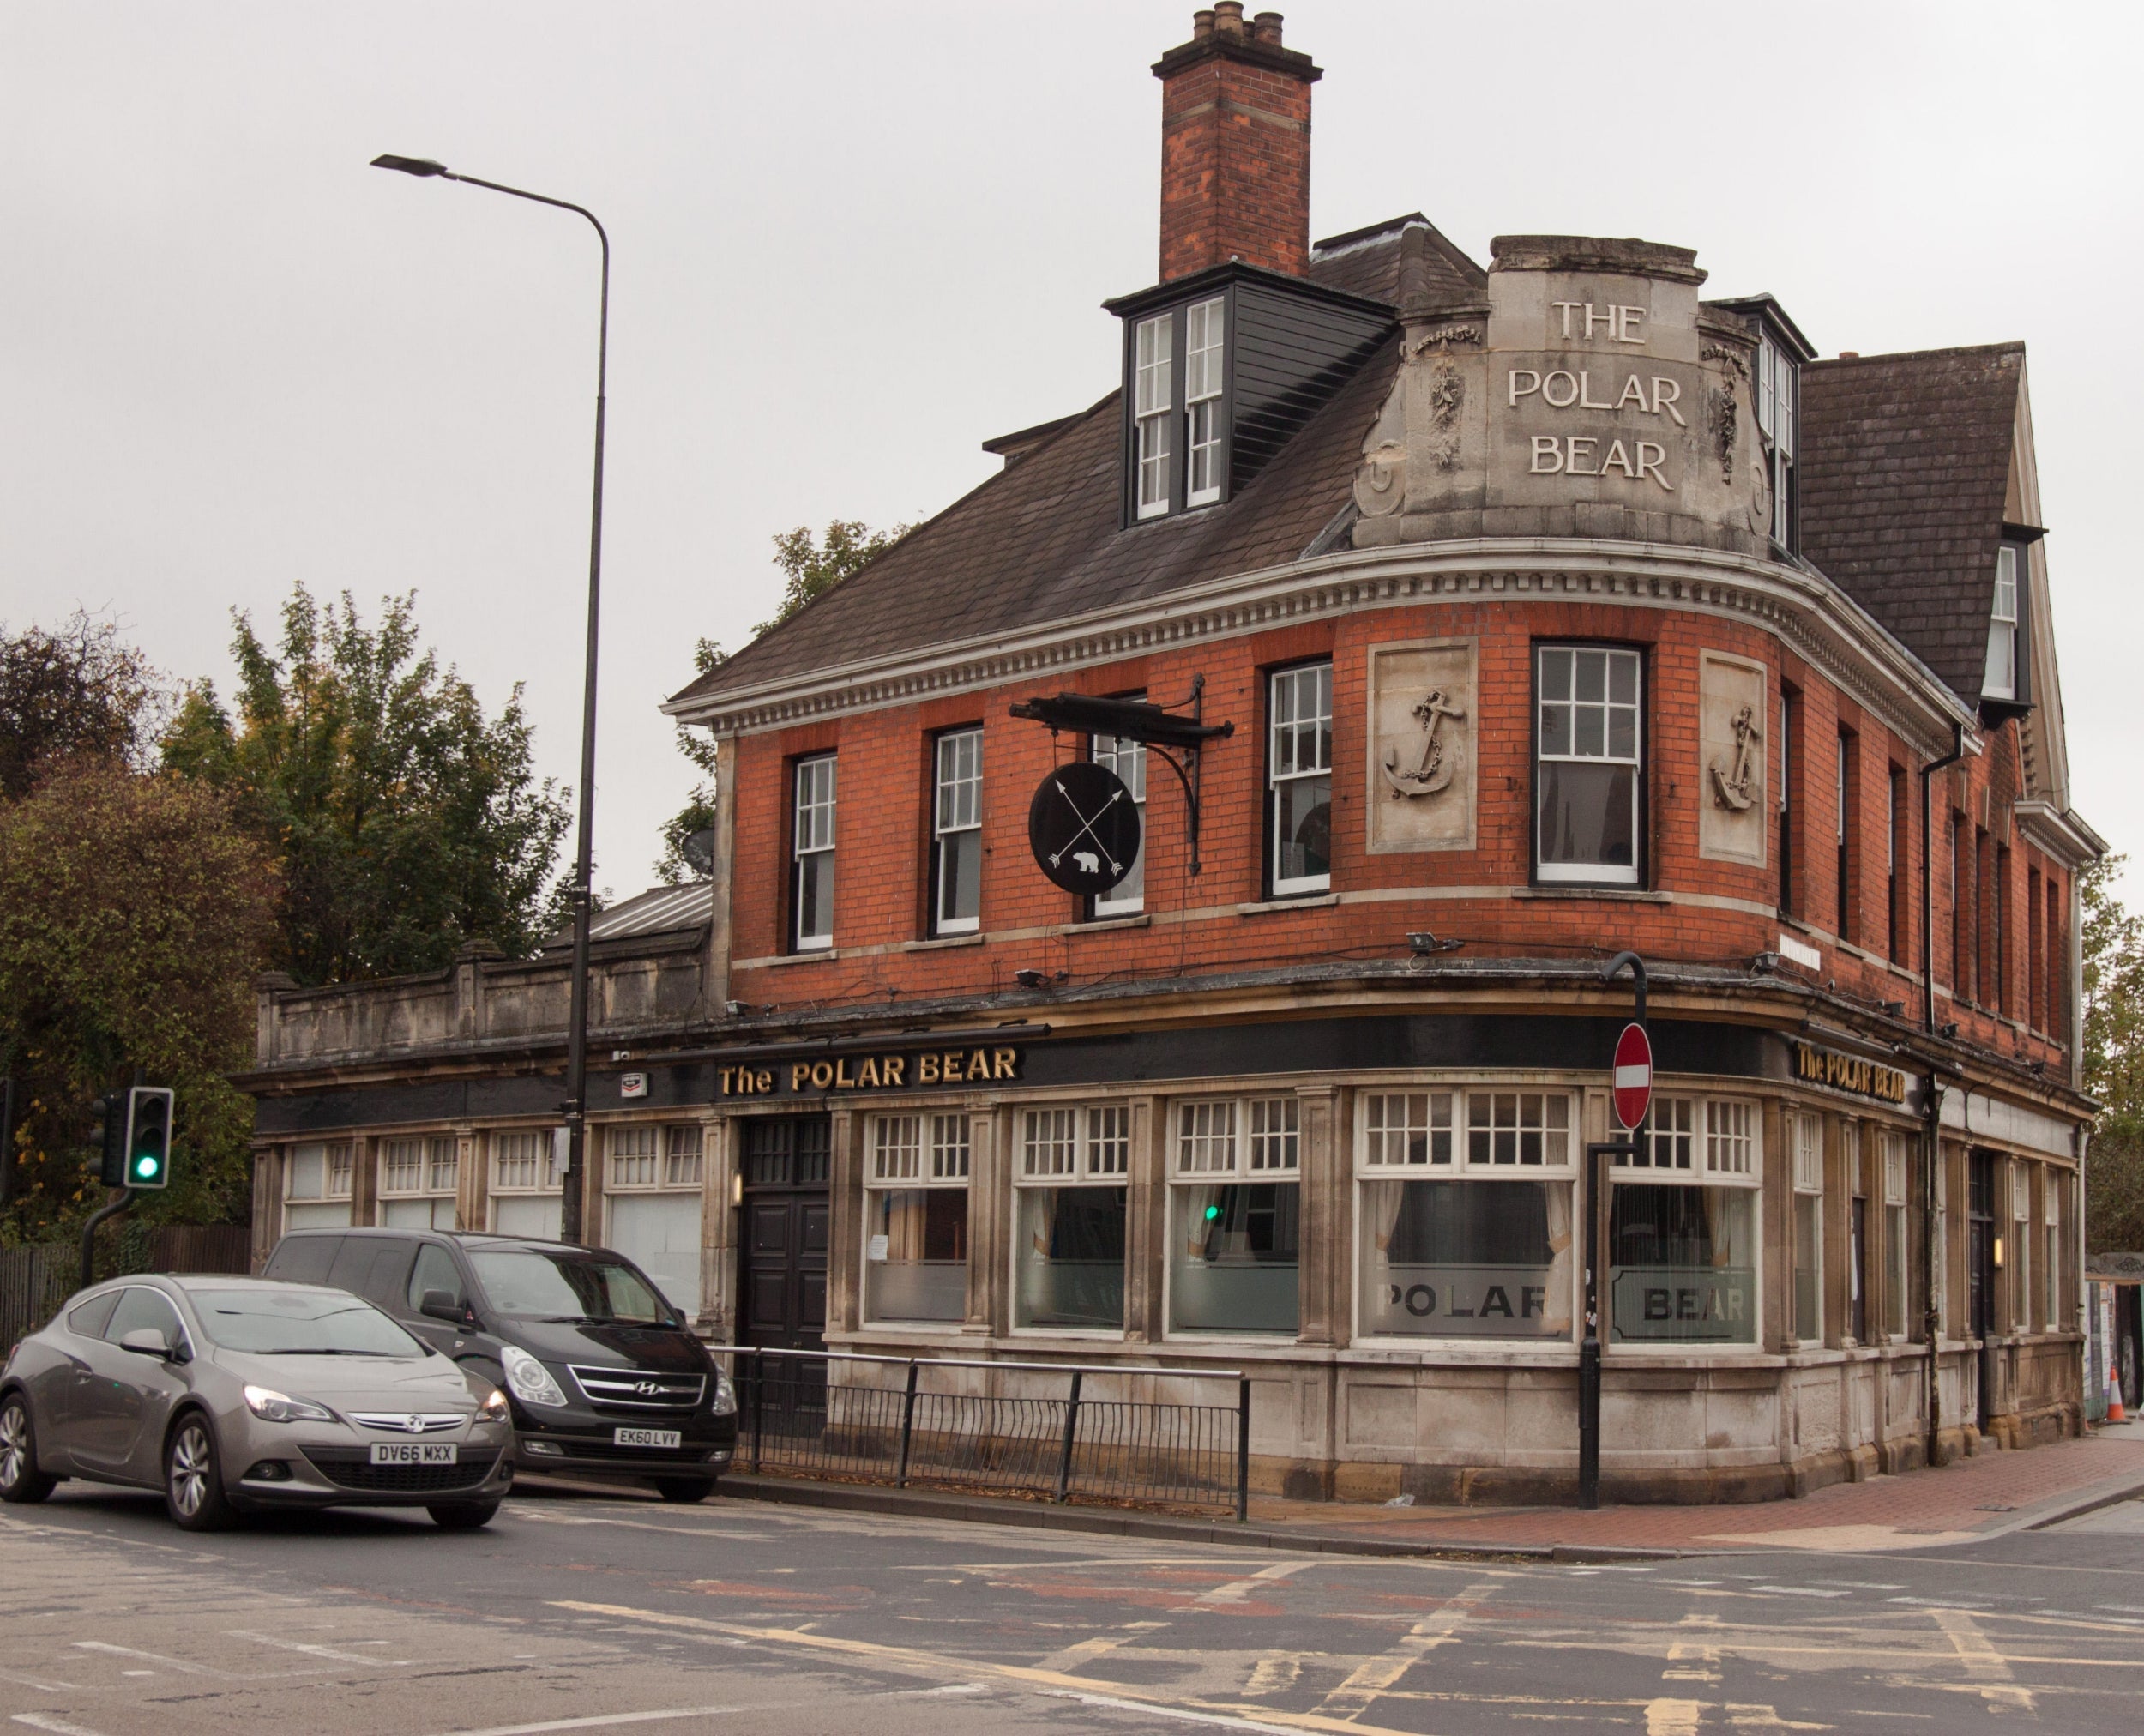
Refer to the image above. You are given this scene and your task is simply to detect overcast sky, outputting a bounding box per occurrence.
[4,2,2136,903]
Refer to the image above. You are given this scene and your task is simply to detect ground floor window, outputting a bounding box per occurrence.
[1792,1112,1823,1343]
[1170,1097,1299,1334]
[605,1123,705,1317]
[1882,1132,1909,1339]
[1357,1090,1575,1339]
[379,1134,458,1229]
[283,1141,352,1232]
[492,1128,565,1239]
[1608,1184,1757,1344]
[866,1113,970,1323]
[1015,1105,1128,1330]
[2045,1172,2063,1331]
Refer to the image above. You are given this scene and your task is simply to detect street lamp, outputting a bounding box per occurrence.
[372,152,609,1245]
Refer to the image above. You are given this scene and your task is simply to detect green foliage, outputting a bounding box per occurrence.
[756,520,911,636]
[163,586,570,984]
[656,638,727,885]
[0,612,165,799]
[0,762,276,1240]
[2084,855,2144,1251]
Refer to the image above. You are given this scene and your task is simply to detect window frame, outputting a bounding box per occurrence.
[1753,328,1800,552]
[603,1122,704,1194]
[1791,1111,1824,1346]
[282,1140,354,1234]
[1165,1094,1302,1340]
[1183,295,1228,507]
[1266,659,1334,898]
[929,726,985,937]
[1605,1095,1763,1353]
[1352,1086,1581,1348]
[1090,705,1147,919]
[1984,543,2021,702]
[863,1111,973,1327]
[376,1133,458,1231]
[1133,311,1175,521]
[1532,642,1646,889]
[790,752,837,953]
[1010,1102,1132,1335]
[490,1128,564,1197]
[1123,292,1233,526]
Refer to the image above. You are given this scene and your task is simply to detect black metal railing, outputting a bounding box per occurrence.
[720,1347,1250,1520]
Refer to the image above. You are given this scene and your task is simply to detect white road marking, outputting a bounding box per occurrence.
[1196,1561,1318,1606]
[12,1717,107,1736]
[226,1629,417,1667]
[69,1641,226,1679]
[422,1684,985,1736]
[1041,1689,1305,1732]
[1748,1586,1851,1598]
[0,1673,77,1694]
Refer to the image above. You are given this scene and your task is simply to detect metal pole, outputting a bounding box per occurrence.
[1917,721,1966,1468]
[385,165,610,1245]
[750,1349,766,1474]
[895,1359,920,1487]
[1235,1376,1250,1522]
[1055,1368,1084,1504]
[80,1188,136,1289]
[1579,1145,1604,1509]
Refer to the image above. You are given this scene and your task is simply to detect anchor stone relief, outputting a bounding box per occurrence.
[1697,653,1768,866]
[1708,702,1762,811]
[1367,642,1476,854]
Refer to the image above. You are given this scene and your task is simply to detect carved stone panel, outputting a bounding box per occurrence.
[1698,650,1768,865]
[1366,640,1477,854]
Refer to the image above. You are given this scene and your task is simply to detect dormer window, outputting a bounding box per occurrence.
[1754,332,1798,551]
[1134,314,1174,519]
[1984,544,2020,701]
[1184,297,1226,505]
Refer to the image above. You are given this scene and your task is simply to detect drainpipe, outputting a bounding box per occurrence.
[1918,721,1967,1468]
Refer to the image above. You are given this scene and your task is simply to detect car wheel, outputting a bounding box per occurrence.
[428,1500,499,1529]
[0,1395,56,1504]
[654,1478,715,1504]
[164,1414,237,1531]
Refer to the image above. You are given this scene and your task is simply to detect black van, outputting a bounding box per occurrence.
[262,1228,737,1502]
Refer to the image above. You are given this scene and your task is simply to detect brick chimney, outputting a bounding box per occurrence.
[1153,5,1320,281]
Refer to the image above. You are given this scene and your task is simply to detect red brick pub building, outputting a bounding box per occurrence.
[246,8,2100,1504]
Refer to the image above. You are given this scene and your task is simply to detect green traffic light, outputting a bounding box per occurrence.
[1204,1203,1220,1221]
[135,1154,159,1179]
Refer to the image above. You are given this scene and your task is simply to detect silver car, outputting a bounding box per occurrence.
[0,1274,514,1530]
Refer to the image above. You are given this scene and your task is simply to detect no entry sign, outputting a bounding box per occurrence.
[1612,1022,1653,1131]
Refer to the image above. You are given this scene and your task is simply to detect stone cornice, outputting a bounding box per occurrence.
[2012,800,2107,869]
[665,538,1981,761]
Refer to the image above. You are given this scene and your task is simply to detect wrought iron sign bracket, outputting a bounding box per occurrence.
[1009,676,1233,876]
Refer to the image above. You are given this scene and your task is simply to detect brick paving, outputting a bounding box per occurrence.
[1248,1425,2144,1554]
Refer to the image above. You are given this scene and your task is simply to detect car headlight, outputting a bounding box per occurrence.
[501,1346,569,1408]
[479,1387,510,1425]
[711,1370,738,1416]
[244,1384,334,1424]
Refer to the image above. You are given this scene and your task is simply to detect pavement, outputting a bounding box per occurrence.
[706,1419,2144,1561]
[11,1469,2144,1733]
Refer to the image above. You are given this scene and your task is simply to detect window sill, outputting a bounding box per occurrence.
[751,949,840,969]
[1066,913,1150,934]
[903,933,985,952]
[1514,886,1665,903]
[1239,892,1338,916]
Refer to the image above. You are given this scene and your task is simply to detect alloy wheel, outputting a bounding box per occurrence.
[0,1403,27,1491]
[169,1422,211,1519]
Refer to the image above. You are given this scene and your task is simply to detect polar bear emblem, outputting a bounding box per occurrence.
[1073,851,1099,875]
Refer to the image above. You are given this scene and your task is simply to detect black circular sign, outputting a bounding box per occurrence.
[1027,761,1141,896]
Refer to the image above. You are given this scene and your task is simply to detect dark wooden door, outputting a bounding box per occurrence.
[737,1116,830,1353]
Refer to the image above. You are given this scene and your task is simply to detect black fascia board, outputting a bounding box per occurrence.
[1009,692,1232,750]
[1707,293,1818,362]
[1102,258,1395,324]
[2002,521,2048,545]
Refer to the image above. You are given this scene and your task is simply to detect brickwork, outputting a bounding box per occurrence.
[726,594,2071,1081]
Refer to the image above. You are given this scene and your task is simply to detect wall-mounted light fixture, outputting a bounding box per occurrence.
[730,1170,744,1209]
[1751,951,1781,973]
[1408,931,1465,955]
[1014,968,1069,990]
[1993,1235,2005,1270]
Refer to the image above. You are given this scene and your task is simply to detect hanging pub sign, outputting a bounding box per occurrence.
[1027,760,1141,896]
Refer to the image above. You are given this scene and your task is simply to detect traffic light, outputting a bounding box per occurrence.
[88,1092,124,1186]
[123,1087,174,1190]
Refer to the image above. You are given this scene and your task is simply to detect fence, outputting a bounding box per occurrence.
[721,1347,1250,1519]
[0,1224,251,1352]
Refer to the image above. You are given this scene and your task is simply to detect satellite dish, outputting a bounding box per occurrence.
[680,827,716,878]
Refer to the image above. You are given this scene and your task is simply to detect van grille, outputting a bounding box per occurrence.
[567,1365,705,1409]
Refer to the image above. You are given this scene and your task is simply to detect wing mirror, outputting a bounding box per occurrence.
[118,1327,177,1361]
[419,1288,467,1324]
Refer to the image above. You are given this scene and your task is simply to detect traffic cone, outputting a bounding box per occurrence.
[2109,1365,2127,1425]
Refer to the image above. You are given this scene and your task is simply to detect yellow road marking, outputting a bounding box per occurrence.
[1930,1608,2034,1714]
[1313,1576,1499,1720]
[1035,1621,1166,1673]
[549,1599,1424,1736]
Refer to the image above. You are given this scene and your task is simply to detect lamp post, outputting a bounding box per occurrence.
[372,154,607,1245]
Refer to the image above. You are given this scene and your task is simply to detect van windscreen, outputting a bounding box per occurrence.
[467,1250,672,1326]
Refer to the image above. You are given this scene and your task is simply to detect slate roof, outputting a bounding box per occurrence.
[539,880,713,951]
[1798,343,2024,705]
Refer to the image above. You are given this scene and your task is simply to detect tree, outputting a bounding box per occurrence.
[0,612,164,799]
[653,523,908,883]
[0,762,277,1239]
[756,519,912,637]
[2084,855,2144,1251]
[162,586,570,985]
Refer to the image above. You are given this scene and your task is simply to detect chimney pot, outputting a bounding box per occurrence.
[1252,10,1283,44]
[1839,349,1859,359]
[1192,9,1214,39]
[1214,1,1246,36]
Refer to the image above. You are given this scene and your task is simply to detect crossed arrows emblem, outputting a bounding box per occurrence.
[1049,777,1125,877]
